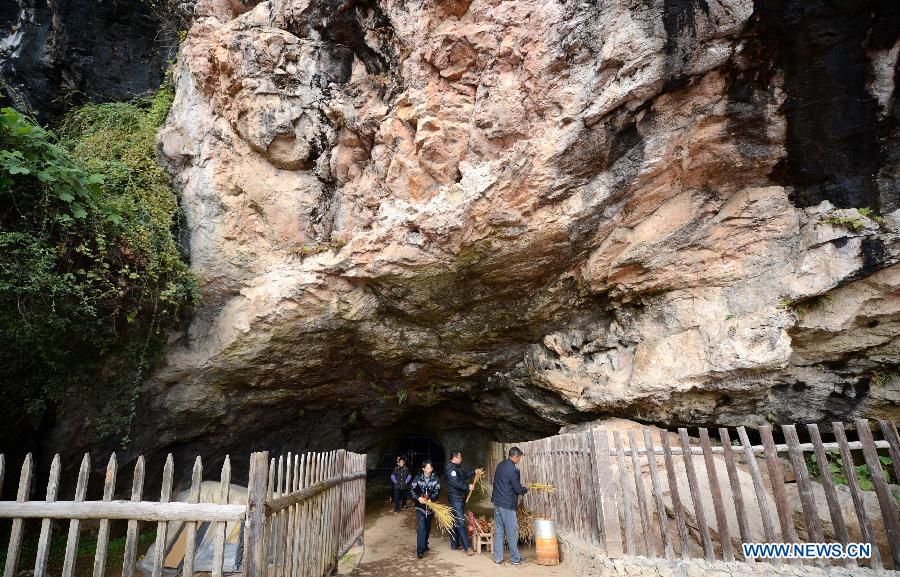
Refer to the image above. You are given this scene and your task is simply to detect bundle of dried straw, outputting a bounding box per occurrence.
[526,483,556,493]
[466,467,487,503]
[517,504,537,545]
[424,500,459,534]
[475,504,539,545]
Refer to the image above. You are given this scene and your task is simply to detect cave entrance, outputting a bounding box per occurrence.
[371,435,446,483]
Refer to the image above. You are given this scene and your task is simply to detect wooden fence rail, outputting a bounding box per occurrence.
[488,419,900,570]
[0,449,365,577]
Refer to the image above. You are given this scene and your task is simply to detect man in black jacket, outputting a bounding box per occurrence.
[391,456,411,512]
[491,446,528,565]
[444,450,476,555]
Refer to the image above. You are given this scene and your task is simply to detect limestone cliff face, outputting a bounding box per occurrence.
[57,0,900,457]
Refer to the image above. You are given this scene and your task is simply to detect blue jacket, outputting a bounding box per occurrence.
[491,458,528,510]
[410,473,441,512]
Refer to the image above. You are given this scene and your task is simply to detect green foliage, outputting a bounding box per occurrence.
[871,369,899,388]
[806,450,895,493]
[0,81,196,447]
[820,215,866,231]
[818,207,885,231]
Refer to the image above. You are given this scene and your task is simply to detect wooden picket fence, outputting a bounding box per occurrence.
[0,449,365,577]
[488,419,900,570]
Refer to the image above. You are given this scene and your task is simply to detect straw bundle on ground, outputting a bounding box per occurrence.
[526,483,555,493]
[517,504,537,545]
[475,506,538,545]
[466,467,487,503]
[424,500,459,534]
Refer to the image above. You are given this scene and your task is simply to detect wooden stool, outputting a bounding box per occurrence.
[468,514,493,555]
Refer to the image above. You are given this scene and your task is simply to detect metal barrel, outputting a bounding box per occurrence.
[534,518,559,565]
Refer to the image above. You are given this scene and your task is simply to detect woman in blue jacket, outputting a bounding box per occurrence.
[410,460,441,558]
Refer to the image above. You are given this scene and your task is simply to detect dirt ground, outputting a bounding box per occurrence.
[346,496,576,577]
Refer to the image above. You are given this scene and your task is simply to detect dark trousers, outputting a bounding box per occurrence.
[448,499,471,550]
[393,486,409,511]
[416,508,433,555]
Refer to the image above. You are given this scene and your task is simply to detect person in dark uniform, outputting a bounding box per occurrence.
[410,459,441,559]
[444,450,476,555]
[391,456,412,512]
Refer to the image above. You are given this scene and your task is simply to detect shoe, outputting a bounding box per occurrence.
[466,548,475,556]
[493,560,503,565]
[417,553,424,559]
[511,559,526,566]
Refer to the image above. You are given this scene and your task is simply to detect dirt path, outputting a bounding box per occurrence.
[348,499,576,577]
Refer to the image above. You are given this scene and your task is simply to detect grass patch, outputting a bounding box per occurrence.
[0,527,156,577]
[818,207,885,231]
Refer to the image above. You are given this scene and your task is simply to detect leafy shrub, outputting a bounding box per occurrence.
[806,449,895,492]
[0,82,196,446]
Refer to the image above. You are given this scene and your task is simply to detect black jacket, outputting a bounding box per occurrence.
[444,461,474,502]
[410,473,441,512]
[391,464,411,489]
[491,458,528,510]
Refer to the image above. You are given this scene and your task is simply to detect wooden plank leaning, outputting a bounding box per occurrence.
[736,427,776,544]
[758,424,798,564]
[782,426,825,546]
[878,420,900,484]
[679,428,713,560]
[699,428,733,561]
[833,422,882,570]
[628,430,654,555]
[589,428,623,556]
[718,428,751,548]
[612,430,635,555]
[660,432,690,559]
[855,419,900,567]
[806,424,852,567]
[644,428,672,559]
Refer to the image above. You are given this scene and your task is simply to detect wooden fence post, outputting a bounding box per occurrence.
[589,428,622,557]
[245,451,270,577]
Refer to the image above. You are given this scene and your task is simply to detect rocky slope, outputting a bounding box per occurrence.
[30,0,900,462]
